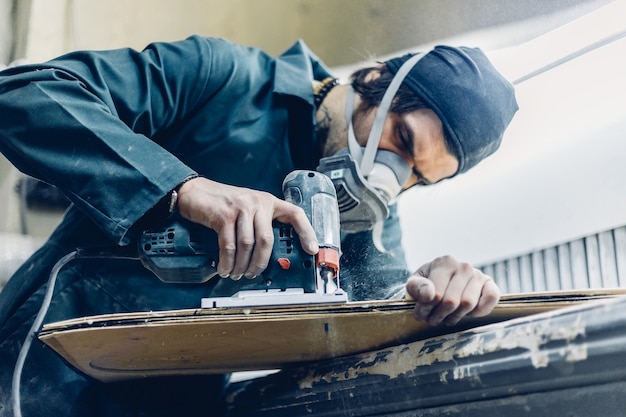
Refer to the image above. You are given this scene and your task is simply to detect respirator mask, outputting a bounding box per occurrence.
[317,52,428,234]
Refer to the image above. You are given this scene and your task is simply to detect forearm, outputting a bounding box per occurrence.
[0,68,197,244]
[0,37,223,243]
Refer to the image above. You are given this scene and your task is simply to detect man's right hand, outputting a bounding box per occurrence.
[175,177,319,280]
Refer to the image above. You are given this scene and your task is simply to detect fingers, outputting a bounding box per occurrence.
[216,211,266,280]
[214,194,277,280]
[468,278,500,318]
[226,199,317,280]
[406,255,500,326]
[216,222,237,278]
[273,200,319,255]
[405,275,434,303]
[405,276,436,320]
[237,209,274,279]
[176,177,317,281]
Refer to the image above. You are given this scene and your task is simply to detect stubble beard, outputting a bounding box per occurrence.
[316,104,349,158]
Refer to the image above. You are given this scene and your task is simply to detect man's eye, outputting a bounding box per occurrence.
[397,126,413,156]
[413,172,426,185]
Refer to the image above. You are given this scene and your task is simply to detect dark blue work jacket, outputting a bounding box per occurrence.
[0,36,409,416]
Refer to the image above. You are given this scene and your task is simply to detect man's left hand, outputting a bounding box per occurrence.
[405,255,500,326]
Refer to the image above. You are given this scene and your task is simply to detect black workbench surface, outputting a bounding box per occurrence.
[225,294,626,416]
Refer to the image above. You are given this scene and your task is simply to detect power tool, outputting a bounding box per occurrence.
[13,171,347,417]
[137,170,348,308]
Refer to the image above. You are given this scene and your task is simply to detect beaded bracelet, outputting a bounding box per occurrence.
[167,174,200,214]
[314,77,340,108]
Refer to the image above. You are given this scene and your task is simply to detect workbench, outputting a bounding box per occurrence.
[225,294,626,416]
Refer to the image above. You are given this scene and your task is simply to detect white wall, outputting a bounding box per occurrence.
[2,0,619,252]
[20,0,612,66]
[0,0,12,65]
[398,0,626,269]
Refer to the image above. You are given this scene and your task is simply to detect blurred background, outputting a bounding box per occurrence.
[1,0,624,293]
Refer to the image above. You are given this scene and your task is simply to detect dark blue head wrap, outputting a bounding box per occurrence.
[384,46,518,174]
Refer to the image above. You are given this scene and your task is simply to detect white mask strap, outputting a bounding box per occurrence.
[359,52,429,176]
[344,86,362,164]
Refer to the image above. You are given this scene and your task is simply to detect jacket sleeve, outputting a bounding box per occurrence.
[0,36,227,244]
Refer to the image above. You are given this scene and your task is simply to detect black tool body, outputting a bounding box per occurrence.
[137,170,340,296]
[138,216,316,292]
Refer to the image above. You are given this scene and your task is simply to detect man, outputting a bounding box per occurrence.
[0,36,517,416]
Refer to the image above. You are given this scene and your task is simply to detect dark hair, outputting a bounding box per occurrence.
[351,65,428,113]
[351,65,457,159]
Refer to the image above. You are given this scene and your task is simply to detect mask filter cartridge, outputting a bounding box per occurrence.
[317,52,429,234]
[317,148,410,233]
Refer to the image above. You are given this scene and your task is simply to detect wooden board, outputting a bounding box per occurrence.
[39,289,626,382]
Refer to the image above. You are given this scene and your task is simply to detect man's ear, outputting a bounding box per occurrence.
[364,66,384,83]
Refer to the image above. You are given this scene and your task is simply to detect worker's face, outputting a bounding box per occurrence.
[352,105,459,189]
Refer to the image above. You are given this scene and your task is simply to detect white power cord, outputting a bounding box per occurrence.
[11,251,77,417]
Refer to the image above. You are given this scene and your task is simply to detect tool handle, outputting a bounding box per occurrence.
[282,170,341,253]
[138,217,220,283]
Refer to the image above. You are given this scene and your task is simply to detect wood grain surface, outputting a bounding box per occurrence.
[39,289,626,382]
